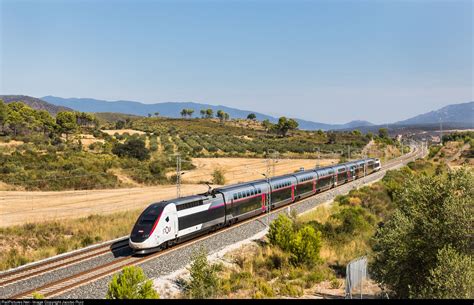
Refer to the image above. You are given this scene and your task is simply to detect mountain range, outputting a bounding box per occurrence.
[1,95,472,131]
[40,96,374,131]
[0,95,73,115]
[394,101,473,126]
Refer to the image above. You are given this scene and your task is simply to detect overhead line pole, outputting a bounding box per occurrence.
[176,153,182,198]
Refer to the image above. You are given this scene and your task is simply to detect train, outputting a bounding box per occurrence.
[129,158,381,254]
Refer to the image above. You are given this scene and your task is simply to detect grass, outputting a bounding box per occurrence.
[216,243,335,298]
[0,209,142,271]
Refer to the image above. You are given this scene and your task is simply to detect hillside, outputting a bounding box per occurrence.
[395,101,473,125]
[0,95,72,115]
[41,95,374,131]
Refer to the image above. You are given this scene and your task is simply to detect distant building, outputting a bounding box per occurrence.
[431,135,441,143]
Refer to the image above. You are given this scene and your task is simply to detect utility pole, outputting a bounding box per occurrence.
[176,153,182,198]
[316,147,321,168]
[348,145,351,160]
[265,149,278,227]
[439,118,443,146]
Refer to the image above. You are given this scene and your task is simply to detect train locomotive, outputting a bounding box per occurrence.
[129,158,381,254]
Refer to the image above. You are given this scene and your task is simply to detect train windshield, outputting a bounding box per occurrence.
[130,204,164,243]
[138,205,164,226]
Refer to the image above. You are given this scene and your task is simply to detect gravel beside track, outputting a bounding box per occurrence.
[58,149,420,299]
[0,242,132,298]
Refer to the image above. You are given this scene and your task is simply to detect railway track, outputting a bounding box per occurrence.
[5,146,423,299]
[0,238,129,288]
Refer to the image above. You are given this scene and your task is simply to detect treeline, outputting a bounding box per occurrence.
[0,99,98,138]
[442,131,474,144]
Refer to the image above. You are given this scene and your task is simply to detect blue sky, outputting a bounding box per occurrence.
[1,0,472,124]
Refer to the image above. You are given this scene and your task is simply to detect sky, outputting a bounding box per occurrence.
[0,0,472,124]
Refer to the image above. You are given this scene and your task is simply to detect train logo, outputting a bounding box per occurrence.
[162,226,171,235]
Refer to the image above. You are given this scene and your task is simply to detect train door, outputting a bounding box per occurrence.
[291,184,295,201]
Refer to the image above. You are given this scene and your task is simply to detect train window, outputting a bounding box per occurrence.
[251,189,255,196]
[238,192,242,199]
[233,194,237,200]
[247,190,251,196]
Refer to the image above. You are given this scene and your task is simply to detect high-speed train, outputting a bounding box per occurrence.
[129,158,381,253]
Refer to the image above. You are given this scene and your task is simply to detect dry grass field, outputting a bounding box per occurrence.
[178,157,338,184]
[0,184,210,228]
[0,157,337,227]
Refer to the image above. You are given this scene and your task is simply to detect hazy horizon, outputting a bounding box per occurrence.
[1,0,472,124]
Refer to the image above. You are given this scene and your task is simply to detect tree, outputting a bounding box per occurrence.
[115,120,125,129]
[289,225,322,266]
[224,112,229,121]
[275,117,299,137]
[378,128,389,139]
[187,109,194,118]
[181,109,187,118]
[371,168,473,298]
[327,132,337,144]
[36,110,57,134]
[419,245,473,299]
[185,247,221,299]
[56,111,78,140]
[268,214,295,251]
[0,100,7,133]
[205,109,213,119]
[352,129,362,136]
[200,109,206,118]
[247,113,256,120]
[106,266,159,299]
[112,138,150,160]
[262,119,273,133]
[76,112,96,128]
[216,110,225,123]
[154,112,160,117]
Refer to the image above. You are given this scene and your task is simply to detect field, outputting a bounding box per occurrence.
[178,157,338,184]
[0,184,207,228]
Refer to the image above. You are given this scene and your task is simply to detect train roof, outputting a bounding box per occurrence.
[269,174,297,182]
[149,194,209,207]
[214,178,268,192]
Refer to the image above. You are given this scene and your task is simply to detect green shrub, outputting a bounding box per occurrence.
[289,225,322,266]
[112,138,150,161]
[418,246,473,299]
[268,214,295,252]
[255,279,275,297]
[106,266,159,299]
[32,292,44,299]
[212,168,226,185]
[330,278,341,289]
[184,247,221,299]
[278,282,303,297]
